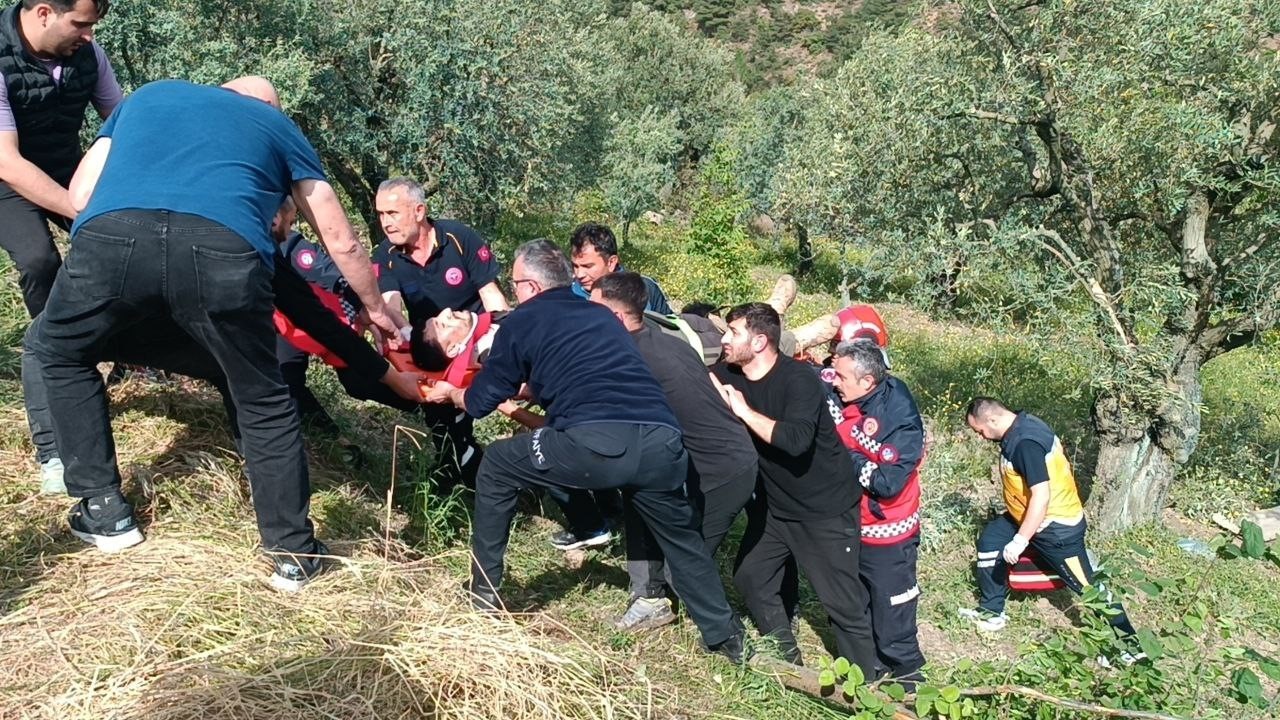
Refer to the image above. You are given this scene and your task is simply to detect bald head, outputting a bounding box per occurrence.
[221,76,280,109]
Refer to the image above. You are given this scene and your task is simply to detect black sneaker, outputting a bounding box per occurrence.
[268,541,330,593]
[466,580,503,613]
[707,630,750,664]
[548,525,614,551]
[68,491,144,553]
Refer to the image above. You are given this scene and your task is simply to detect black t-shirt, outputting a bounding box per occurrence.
[1010,439,1052,487]
[713,355,859,519]
[372,218,501,322]
[632,326,757,491]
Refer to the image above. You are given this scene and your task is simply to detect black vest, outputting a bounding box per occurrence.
[0,2,98,186]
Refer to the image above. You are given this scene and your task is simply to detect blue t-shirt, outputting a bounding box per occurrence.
[74,79,327,267]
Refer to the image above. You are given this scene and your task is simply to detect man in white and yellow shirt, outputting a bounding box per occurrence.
[960,398,1137,641]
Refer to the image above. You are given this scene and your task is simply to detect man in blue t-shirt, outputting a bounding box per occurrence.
[569,222,671,314]
[27,76,406,592]
[423,239,745,663]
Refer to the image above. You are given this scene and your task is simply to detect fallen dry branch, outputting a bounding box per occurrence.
[751,656,1184,720]
[748,655,917,719]
[958,686,1182,720]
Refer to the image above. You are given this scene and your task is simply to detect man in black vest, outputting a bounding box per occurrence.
[0,0,119,315]
[2,0,121,492]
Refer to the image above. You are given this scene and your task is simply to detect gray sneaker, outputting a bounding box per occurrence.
[614,596,676,632]
[40,457,66,495]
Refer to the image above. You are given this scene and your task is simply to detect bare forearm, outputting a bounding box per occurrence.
[1018,494,1049,539]
[2,157,75,218]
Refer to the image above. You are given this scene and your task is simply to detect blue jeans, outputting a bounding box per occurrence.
[27,210,318,554]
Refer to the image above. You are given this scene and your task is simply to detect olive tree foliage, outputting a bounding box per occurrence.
[101,0,612,234]
[727,85,815,276]
[604,3,746,164]
[599,108,683,245]
[776,0,1280,531]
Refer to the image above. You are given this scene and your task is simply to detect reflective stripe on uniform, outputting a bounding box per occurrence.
[890,584,921,606]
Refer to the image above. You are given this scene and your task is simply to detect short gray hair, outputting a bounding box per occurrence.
[377,176,426,206]
[515,238,573,289]
[832,338,889,384]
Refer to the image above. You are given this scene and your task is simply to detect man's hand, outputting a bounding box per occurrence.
[1002,534,1029,565]
[380,366,423,402]
[424,380,465,409]
[365,305,408,349]
[722,384,753,420]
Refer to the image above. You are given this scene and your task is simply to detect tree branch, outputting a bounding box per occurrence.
[1199,278,1280,358]
[1027,227,1134,347]
[957,685,1182,720]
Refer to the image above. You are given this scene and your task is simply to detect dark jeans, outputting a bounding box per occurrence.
[976,513,1136,636]
[277,337,340,430]
[861,536,925,680]
[734,506,877,677]
[626,460,757,598]
[471,421,737,646]
[0,181,65,317]
[27,210,318,554]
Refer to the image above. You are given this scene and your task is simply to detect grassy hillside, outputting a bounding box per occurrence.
[1,229,1277,718]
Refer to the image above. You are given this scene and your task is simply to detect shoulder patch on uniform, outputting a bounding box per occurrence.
[819,367,837,384]
[862,417,879,437]
[879,444,898,463]
[298,250,315,269]
[445,267,465,286]
[477,245,492,262]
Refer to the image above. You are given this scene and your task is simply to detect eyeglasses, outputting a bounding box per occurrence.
[510,277,537,293]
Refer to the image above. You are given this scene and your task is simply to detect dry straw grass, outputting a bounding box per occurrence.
[0,375,665,720]
[0,532,663,720]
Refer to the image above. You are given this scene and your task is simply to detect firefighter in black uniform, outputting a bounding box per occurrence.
[828,338,927,685]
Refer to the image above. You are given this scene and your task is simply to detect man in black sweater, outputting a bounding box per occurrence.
[710,302,876,676]
[424,239,744,662]
[591,272,759,632]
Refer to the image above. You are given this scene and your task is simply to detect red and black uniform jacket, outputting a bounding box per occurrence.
[834,376,925,545]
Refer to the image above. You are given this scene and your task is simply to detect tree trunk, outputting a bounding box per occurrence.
[1087,353,1204,533]
[795,223,813,277]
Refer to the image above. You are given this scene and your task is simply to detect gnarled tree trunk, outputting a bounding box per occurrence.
[1088,353,1204,533]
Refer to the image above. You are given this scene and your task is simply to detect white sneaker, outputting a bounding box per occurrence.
[614,596,676,632]
[958,607,1008,632]
[40,457,66,495]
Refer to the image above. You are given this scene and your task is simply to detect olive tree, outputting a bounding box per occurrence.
[778,0,1280,531]
[102,0,611,235]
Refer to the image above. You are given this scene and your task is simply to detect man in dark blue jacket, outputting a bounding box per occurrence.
[425,239,744,661]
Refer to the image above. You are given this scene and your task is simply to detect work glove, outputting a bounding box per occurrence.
[1002,534,1029,565]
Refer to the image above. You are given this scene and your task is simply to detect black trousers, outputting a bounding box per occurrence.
[861,535,925,680]
[471,421,737,646]
[27,210,318,555]
[0,181,65,317]
[977,513,1136,636]
[625,460,757,598]
[734,506,877,677]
